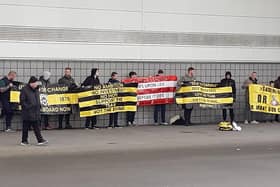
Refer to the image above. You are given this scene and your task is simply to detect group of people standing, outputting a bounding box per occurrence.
[0,66,279,145]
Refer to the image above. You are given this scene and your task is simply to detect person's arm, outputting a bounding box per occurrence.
[232,80,237,100]
[0,80,12,93]
[241,79,249,89]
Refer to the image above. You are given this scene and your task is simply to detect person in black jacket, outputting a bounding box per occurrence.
[154,69,168,125]
[0,71,17,132]
[39,71,53,130]
[274,77,280,122]
[82,68,100,129]
[220,71,236,124]
[20,76,48,146]
[108,72,121,128]
[58,67,77,129]
[126,71,137,126]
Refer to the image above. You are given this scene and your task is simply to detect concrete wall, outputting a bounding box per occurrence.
[0,0,279,61]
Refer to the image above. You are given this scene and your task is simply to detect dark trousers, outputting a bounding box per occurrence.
[22,120,44,143]
[275,115,279,122]
[85,116,97,128]
[2,100,13,130]
[154,104,166,123]
[58,114,70,128]
[109,113,118,127]
[183,108,193,125]
[222,108,234,122]
[126,112,135,124]
[41,115,49,128]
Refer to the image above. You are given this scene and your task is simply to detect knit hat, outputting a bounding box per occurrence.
[28,76,38,84]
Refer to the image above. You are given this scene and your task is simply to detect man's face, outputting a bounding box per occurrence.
[8,73,16,81]
[30,82,38,89]
[64,69,71,77]
[226,74,231,79]
[251,72,257,80]
[188,70,194,77]
[112,74,118,80]
[131,74,137,78]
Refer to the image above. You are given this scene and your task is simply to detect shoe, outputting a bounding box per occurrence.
[127,122,132,126]
[45,126,53,130]
[37,140,48,146]
[5,129,15,132]
[115,125,123,128]
[160,122,168,126]
[232,121,242,131]
[244,120,249,124]
[20,142,30,146]
[154,122,159,126]
[251,120,259,124]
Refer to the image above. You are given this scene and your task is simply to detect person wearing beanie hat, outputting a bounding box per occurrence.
[39,71,53,130]
[20,76,48,146]
[81,68,100,129]
[220,71,236,124]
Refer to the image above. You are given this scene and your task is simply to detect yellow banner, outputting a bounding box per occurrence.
[249,84,280,114]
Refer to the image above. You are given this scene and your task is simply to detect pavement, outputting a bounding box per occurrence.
[0,123,280,187]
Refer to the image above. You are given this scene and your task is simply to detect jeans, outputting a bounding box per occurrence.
[58,114,70,128]
[126,112,135,124]
[154,104,166,123]
[222,108,234,122]
[109,113,118,127]
[85,116,97,128]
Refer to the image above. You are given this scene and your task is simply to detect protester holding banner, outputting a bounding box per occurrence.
[242,72,259,124]
[81,68,100,129]
[220,71,236,124]
[153,69,168,125]
[0,71,17,132]
[178,67,196,125]
[20,76,48,146]
[274,77,280,122]
[58,67,77,129]
[108,72,121,128]
[126,71,137,126]
[39,71,54,130]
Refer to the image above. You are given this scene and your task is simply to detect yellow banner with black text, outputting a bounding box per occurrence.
[249,84,280,114]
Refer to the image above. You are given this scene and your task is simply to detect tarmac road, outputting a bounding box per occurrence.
[0,123,280,187]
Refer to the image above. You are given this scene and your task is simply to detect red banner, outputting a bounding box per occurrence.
[122,75,177,106]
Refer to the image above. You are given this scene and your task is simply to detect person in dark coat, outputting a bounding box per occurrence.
[0,71,17,132]
[108,72,121,128]
[39,71,53,130]
[154,69,168,125]
[82,68,100,129]
[126,71,137,126]
[58,67,77,129]
[20,76,48,146]
[220,71,236,123]
[274,77,280,122]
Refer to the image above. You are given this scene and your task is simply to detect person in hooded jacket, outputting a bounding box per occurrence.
[220,71,236,124]
[274,77,280,122]
[82,68,100,129]
[39,71,53,130]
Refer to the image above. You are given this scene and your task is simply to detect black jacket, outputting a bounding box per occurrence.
[58,76,77,90]
[274,77,280,89]
[108,78,120,84]
[20,85,41,121]
[221,78,236,99]
[82,68,100,87]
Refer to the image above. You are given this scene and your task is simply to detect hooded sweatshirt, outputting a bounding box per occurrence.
[82,68,100,87]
